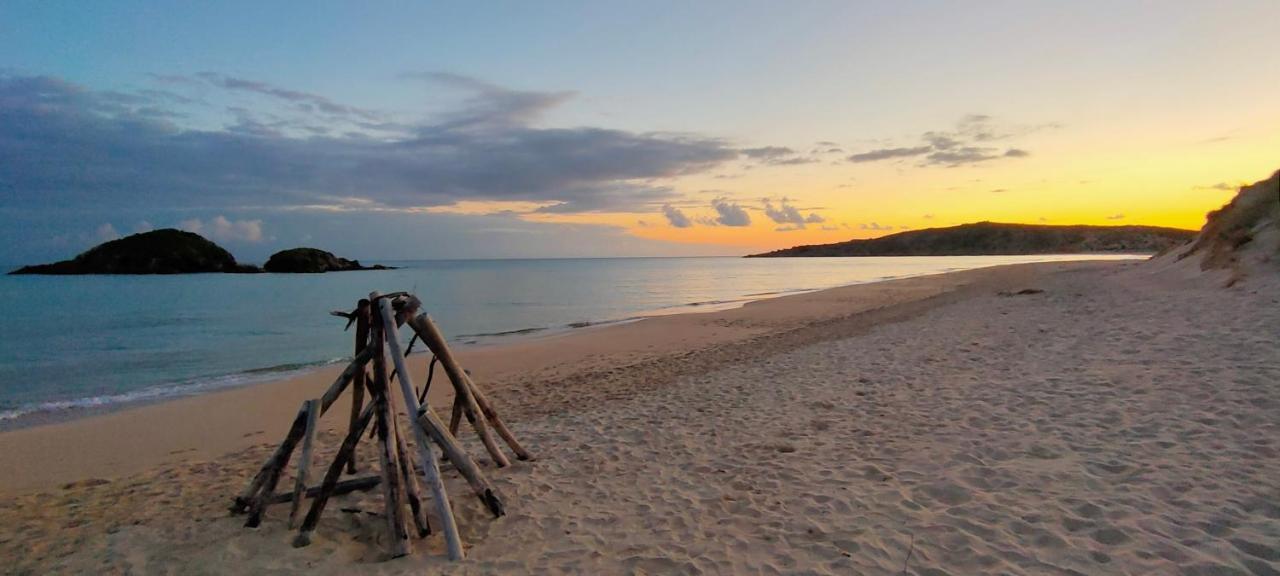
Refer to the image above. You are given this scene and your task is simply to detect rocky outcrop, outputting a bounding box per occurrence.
[262,248,393,273]
[747,222,1196,258]
[9,229,259,275]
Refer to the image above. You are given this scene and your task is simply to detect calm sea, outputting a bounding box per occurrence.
[0,255,1139,423]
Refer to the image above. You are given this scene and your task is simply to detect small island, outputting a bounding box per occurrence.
[262,248,394,273]
[8,229,259,275]
[746,222,1196,257]
[9,230,395,275]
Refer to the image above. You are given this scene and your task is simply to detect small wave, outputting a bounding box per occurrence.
[0,357,348,422]
[455,326,548,339]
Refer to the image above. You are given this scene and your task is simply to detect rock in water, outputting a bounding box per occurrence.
[262,248,393,273]
[9,229,258,274]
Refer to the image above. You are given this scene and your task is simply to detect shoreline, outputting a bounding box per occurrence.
[0,259,1125,494]
[0,254,1148,432]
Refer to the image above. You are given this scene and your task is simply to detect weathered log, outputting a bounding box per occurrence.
[392,410,432,537]
[402,303,510,467]
[317,349,371,417]
[287,398,320,529]
[448,395,464,436]
[244,403,309,527]
[346,299,371,474]
[369,319,411,559]
[374,292,465,560]
[293,401,376,547]
[462,373,533,461]
[269,476,380,504]
[417,409,505,518]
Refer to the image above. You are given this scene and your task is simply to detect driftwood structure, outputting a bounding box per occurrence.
[230,291,530,561]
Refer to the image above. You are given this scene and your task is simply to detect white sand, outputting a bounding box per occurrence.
[2,260,1278,575]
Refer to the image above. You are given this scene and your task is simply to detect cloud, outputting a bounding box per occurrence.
[847,146,932,163]
[1105,213,1125,221]
[1194,182,1239,192]
[662,204,692,228]
[195,72,382,121]
[133,220,154,233]
[95,223,120,242]
[710,198,751,226]
[847,116,1044,167]
[859,222,893,231]
[762,198,824,229]
[179,215,264,242]
[0,73,741,218]
[739,146,816,166]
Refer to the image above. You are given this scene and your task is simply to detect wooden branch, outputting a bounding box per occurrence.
[293,400,376,548]
[244,403,309,527]
[374,292,466,560]
[287,398,319,529]
[392,410,432,537]
[403,304,510,467]
[369,319,411,559]
[269,476,380,504]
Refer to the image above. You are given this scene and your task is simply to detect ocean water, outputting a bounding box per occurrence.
[0,255,1140,422]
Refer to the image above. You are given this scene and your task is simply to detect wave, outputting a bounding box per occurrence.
[0,357,348,423]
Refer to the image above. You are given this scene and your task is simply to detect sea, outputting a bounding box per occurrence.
[0,254,1141,425]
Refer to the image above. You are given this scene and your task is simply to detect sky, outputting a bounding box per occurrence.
[1,1,1277,263]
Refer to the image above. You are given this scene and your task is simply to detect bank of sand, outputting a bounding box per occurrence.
[1,259,1277,574]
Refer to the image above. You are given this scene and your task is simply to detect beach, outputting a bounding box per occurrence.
[2,258,1277,574]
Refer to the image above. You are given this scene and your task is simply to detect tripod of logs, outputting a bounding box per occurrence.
[229,291,531,561]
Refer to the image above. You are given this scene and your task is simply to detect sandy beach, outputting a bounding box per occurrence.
[1,252,1277,575]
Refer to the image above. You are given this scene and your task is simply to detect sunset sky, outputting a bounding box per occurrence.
[2,1,1277,262]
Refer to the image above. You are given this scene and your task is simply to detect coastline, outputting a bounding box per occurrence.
[0,259,1114,494]
[0,253,1147,432]
[2,256,1277,574]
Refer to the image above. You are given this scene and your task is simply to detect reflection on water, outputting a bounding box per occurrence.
[0,254,1140,419]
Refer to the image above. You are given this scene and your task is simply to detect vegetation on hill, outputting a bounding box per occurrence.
[8,229,258,274]
[746,222,1196,258]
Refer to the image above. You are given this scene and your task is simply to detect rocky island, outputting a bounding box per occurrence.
[262,248,394,273]
[8,229,259,275]
[9,230,395,275]
[746,222,1196,257]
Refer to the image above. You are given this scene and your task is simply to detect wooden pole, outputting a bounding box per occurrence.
[461,372,532,461]
[373,292,466,561]
[402,305,510,467]
[244,403,310,527]
[270,476,380,504]
[392,412,432,537]
[369,316,411,559]
[293,401,376,548]
[233,405,309,514]
[317,349,371,417]
[287,398,320,529]
[346,299,370,474]
[417,409,505,517]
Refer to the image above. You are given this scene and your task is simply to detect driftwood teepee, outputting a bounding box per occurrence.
[229,291,530,561]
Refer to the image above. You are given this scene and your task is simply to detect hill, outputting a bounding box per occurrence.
[9,229,259,275]
[262,248,394,273]
[745,222,1196,258]
[1149,170,1279,285]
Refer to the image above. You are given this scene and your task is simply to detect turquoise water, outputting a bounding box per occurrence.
[0,255,1139,421]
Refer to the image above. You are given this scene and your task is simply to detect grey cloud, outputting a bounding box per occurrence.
[847,146,932,163]
[739,146,816,166]
[710,198,751,227]
[196,72,381,121]
[762,198,823,229]
[0,73,739,216]
[848,116,1042,167]
[662,204,693,228]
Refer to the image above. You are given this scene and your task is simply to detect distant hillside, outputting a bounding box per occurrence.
[9,229,259,274]
[745,222,1196,258]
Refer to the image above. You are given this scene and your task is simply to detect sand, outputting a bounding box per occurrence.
[1,259,1277,575]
